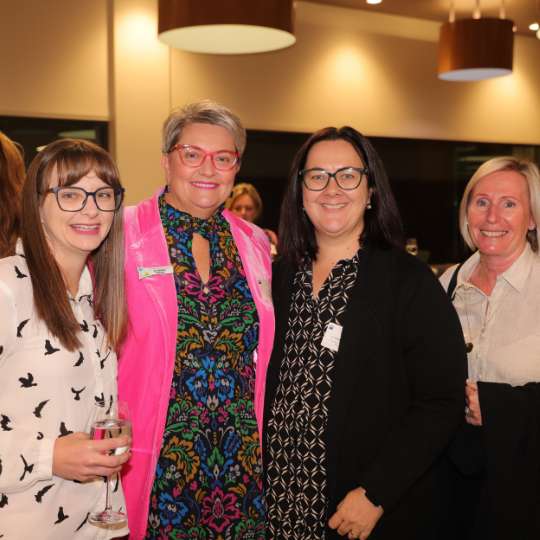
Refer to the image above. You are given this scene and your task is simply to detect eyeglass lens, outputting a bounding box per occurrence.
[55,187,121,212]
[177,145,237,170]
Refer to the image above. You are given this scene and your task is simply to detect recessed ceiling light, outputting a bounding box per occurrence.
[530,22,540,31]
[366,0,382,5]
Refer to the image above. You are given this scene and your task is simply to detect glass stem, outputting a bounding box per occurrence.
[104,475,112,512]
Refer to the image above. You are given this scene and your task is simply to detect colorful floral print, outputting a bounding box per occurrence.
[145,198,265,539]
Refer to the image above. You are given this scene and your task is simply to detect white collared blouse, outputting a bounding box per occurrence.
[0,250,127,539]
[440,244,540,386]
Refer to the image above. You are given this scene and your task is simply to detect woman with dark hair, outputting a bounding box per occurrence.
[0,139,129,539]
[0,131,25,257]
[264,126,467,540]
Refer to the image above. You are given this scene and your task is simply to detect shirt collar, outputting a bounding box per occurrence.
[456,243,535,293]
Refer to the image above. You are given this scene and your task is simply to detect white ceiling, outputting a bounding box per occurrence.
[309,0,540,36]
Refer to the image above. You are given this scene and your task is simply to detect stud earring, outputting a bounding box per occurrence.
[366,201,372,209]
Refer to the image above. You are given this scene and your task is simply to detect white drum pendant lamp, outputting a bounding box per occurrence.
[158,0,296,54]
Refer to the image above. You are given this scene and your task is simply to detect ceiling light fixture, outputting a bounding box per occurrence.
[158,0,295,54]
[366,0,383,5]
[438,0,514,81]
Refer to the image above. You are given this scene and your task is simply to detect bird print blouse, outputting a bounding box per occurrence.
[0,249,127,539]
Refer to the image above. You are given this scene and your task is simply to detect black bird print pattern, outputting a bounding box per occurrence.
[33,400,49,418]
[54,506,69,524]
[73,351,84,367]
[14,265,27,279]
[44,340,60,355]
[59,422,73,437]
[19,455,34,482]
[16,319,29,338]
[35,484,54,503]
[0,254,127,537]
[18,372,37,388]
[71,387,86,401]
[0,415,12,431]
[75,513,89,531]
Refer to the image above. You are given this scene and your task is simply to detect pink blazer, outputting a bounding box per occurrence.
[118,188,274,539]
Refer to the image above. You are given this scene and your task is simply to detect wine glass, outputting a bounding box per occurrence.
[88,399,131,527]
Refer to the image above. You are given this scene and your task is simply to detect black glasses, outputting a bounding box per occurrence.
[300,167,368,191]
[43,186,125,212]
[169,144,239,171]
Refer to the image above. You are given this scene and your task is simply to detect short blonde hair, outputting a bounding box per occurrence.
[459,156,540,252]
[226,182,263,221]
[162,99,246,156]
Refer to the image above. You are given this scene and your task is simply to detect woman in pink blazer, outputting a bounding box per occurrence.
[118,100,274,540]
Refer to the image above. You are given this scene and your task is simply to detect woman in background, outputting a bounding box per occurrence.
[440,156,540,540]
[264,126,466,540]
[227,182,278,257]
[0,139,129,539]
[0,131,25,257]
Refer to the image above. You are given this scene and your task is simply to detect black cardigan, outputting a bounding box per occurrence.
[263,246,467,540]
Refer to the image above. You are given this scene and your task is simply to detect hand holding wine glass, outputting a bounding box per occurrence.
[88,399,132,526]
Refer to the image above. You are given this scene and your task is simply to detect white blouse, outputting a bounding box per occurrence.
[0,250,128,539]
[440,244,540,386]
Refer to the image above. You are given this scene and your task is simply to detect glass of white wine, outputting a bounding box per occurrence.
[88,399,131,527]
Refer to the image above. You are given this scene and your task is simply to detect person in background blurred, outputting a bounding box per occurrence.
[227,181,278,257]
[119,100,274,539]
[0,131,25,257]
[0,139,129,539]
[440,156,540,540]
[264,126,466,540]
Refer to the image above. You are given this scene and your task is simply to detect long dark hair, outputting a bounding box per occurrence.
[278,126,404,265]
[21,139,126,351]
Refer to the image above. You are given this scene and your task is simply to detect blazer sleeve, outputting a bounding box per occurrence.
[360,265,467,510]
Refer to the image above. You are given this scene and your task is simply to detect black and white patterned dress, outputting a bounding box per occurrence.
[265,254,359,539]
[0,249,127,539]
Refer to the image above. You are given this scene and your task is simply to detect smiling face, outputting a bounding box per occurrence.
[467,169,535,264]
[40,169,115,269]
[162,122,238,218]
[231,193,258,222]
[302,139,371,247]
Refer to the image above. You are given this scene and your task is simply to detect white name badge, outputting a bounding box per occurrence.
[321,322,343,352]
[137,265,173,280]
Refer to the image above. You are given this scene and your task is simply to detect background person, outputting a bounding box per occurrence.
[264,126,467,540]
[0,131,25,257]
[440,156,540,540]
[0,139,129,539]
[119,100,274,539]
[227,181,278,257]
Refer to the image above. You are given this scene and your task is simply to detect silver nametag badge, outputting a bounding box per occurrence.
[137,265,173,280]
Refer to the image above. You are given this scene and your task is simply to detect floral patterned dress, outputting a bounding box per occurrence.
[144,197,265,540]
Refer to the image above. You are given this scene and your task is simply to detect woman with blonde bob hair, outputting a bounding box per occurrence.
[0,131,25,257]
[440,156,540,540]
[0,139,130,539]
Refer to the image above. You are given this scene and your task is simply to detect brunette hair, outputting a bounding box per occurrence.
[21,139,126,351]
[278,126,404,265]
[226,182,263,221]
[459,156,540,252]
[162,99,246,156]
[0,132,25,257]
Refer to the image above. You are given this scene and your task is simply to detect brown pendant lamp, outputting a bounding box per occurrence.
[158,0,296,54]
[438,0,514,81]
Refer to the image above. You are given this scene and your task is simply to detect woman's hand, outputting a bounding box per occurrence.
[328,487,384,539]
[465,380,482,426]
[52,432,131,482]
